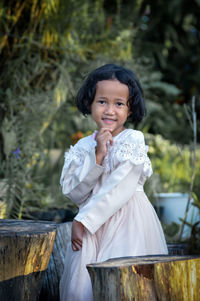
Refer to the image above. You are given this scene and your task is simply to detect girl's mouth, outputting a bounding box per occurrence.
[102,118,116,124]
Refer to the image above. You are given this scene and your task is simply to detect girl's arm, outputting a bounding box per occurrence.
[60,129,113,205]
[75,160,143,234]
[65,129,113,251]
[60,137,104,205]
[75,131,152,234]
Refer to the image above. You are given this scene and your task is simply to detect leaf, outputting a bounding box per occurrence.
[1,126,17,158]
[192,202,200,210]
[148,82,180,95]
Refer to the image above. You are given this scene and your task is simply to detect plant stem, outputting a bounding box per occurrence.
[179,96,197,240]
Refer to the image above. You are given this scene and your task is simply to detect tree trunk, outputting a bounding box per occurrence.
[39,221,72,301]
[87,255,200,301]
[0,219,56,301]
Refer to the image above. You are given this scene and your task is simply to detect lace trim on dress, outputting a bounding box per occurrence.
[101,140,148,174]
[60,145,84,185]
[64,138,97,166]
[60,136,97,184]
[115,142,146,165]
[64,145,83,166]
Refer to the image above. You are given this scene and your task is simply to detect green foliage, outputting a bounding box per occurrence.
[136,0,200,129]
[187,221,200,255]
[131,0,200,146]
[162,222,180,242]
[0,0,85,217]
[145,134,200,199]
[0,0,143,217]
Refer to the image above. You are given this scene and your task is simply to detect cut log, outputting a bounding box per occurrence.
[0,219,56,301]
[39,221,72,301]
[87,255,200,301]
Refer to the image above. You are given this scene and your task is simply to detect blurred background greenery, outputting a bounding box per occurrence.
[0,0,199,231]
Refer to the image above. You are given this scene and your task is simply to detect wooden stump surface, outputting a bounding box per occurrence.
[0,219,56,301]
[87,255,200,301]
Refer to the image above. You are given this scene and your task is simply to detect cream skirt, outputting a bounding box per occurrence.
[59,192,168,301]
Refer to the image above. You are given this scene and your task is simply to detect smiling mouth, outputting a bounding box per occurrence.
[102,118,116,124]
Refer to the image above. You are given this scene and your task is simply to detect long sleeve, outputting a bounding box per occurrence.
[75,160,144,234]
[60,137,104,205]
[75,130,149,234]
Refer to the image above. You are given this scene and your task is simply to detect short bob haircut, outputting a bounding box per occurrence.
[75,63,146,125]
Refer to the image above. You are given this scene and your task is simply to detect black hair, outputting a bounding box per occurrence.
[75,63,146,125]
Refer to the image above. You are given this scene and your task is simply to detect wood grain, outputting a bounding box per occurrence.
[0,219,56,301]
[87,255,200,301]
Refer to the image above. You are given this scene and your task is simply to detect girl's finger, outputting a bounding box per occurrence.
[98,129,113,141]
[97,127,112,137]
[72,238,82,247]
[72,240,82,251]
[104,131,113,146]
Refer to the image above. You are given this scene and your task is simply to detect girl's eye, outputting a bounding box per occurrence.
[98,100,106,104]
[116,102,124,107]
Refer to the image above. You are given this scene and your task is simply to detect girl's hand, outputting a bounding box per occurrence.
[71,220,84,251]
[95,128,113,165]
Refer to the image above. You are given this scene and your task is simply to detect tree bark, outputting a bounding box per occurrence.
[87,255,200,301]
[0,219,56,301]
[39,221,72,301]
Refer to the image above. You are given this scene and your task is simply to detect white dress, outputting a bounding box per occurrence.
[59,129,168,301]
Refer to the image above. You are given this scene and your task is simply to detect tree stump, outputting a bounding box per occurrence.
[87,255,200,301]
[39,221,72,301]
[0,219,56,301]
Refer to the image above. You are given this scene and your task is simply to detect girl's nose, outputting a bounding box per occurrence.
[105,104,114,115]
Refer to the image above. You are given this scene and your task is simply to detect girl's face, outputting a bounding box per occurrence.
[91,79,130,137]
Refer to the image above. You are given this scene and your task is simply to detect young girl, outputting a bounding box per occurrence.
[59,64,168,301]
